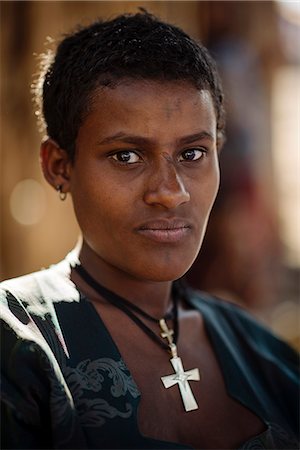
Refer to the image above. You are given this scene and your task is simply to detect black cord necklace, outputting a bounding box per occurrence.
[75,264,178,352]
[74,264,200,412]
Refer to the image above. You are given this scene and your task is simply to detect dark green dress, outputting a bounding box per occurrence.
[1,251,299,449]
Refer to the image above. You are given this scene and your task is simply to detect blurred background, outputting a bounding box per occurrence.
[0,1,299,348]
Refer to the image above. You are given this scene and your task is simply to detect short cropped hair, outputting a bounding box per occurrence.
[34,12,225,160]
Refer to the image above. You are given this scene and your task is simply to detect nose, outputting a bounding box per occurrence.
[143,157,190,209]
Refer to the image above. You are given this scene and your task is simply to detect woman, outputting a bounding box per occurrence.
[1,12,298,450]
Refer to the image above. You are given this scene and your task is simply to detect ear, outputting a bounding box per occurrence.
[40,138,72,193]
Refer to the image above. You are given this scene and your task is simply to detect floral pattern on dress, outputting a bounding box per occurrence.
[63,357,140,428]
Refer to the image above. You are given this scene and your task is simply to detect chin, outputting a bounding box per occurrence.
[136,256,198,283]
[129,241,203,282]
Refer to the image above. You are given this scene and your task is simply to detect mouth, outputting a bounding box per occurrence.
[136,219,192,243]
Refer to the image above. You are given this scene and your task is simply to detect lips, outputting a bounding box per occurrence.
[136,219,192,243]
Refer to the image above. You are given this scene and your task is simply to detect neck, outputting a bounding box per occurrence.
[73,239,173,319]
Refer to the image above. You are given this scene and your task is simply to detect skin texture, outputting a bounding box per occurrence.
[41,80,265,448]
[73,80,219,281]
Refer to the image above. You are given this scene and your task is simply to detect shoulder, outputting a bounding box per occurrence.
[0,250,81,363]
[187,288,299,374]
[1,249,80,319]
[188,287,289,343]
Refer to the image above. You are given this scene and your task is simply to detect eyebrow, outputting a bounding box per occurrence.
[97,131,215,146]
[179,131,215,145]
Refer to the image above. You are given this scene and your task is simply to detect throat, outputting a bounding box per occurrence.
[75,239,174,318]
[74,268,173,319]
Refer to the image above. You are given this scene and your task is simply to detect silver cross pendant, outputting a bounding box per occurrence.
[159,318,200,412]
[161,355,200,412]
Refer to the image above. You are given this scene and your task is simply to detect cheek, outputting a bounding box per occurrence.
[208,165,220,205]
[209,155,220,191]
[71,170,135,240]
[71,175,109,229]
[190,160,220,209]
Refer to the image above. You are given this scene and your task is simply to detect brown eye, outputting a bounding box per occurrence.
[112,151,140,164]
[179,148,205,162]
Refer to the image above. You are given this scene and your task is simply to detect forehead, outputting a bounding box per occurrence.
[79,79,217,143]
[91,79,214,113]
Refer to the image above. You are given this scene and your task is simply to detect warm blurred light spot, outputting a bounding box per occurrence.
[10,179,46,226]
[272,65,300,268]
[276,1,300,26]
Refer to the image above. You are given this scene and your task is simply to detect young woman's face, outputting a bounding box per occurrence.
[69,80,219,282]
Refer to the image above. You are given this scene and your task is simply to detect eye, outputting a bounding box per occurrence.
[179,148,206,162]
[111,150,141,164]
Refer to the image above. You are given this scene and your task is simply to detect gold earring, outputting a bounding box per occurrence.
[56,184,67,201]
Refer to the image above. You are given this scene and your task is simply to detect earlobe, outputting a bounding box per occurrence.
[40,138,72,193]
